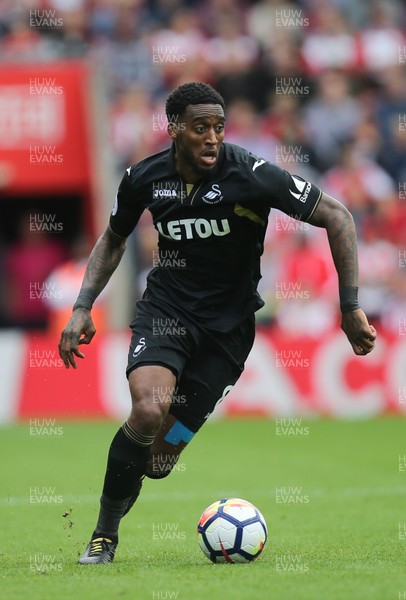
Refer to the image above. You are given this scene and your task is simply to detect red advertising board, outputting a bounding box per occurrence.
[0,327,404,423]
[0,61,91,194]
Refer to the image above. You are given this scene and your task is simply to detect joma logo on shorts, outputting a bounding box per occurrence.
[156,218,230,240]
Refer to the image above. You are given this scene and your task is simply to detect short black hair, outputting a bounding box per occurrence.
[165,82,225,122]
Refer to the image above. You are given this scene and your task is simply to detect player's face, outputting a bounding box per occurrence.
[170,104,225,182]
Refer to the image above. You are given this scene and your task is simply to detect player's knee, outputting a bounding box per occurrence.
[128,385,170,434]
[128,400,164,434]
[127,366,176,434]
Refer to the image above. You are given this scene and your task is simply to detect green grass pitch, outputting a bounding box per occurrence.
[0,418,405,600]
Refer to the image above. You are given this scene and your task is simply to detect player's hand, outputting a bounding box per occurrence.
[58,308,96,369]
[341,308,377,356]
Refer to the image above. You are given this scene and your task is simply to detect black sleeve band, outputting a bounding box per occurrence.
[72,289,97,311]
[339,286,360,313]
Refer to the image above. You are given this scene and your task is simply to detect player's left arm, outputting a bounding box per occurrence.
[307,192,377,356]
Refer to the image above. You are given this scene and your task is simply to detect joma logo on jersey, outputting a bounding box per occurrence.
[153,189,178,199]
[152,181,185,201]
[157,218,230,240]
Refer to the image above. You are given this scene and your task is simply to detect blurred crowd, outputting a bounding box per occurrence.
[0,0,405,334]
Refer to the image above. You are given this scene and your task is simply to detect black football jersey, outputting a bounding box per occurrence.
[109,142,322,332]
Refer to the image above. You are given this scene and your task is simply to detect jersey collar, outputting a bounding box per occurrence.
[166,142,179,176]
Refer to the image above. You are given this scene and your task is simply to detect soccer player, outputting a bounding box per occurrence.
[58,82,376,564]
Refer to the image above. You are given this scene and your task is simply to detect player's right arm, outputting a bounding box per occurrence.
[59,166,144,369]
[58,226,127,369]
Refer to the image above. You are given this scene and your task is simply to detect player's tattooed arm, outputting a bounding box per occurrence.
[307,192,376,356]
[307,192,358,288]
[58,226,127,369]
[78,226,127,301]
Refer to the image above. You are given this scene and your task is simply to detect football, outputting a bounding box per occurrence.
[197,498,268,563]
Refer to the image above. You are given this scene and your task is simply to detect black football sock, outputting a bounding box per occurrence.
[94,422,154,540]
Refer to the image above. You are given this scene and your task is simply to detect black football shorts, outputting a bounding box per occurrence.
[126,299,255,433]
